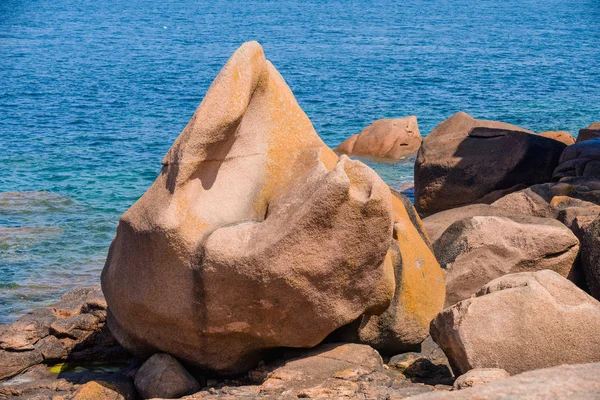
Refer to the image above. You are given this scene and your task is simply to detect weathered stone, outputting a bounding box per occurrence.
[452,368,509,390]
[414,111,565,215]
[0,286,125,381]
[490,188,554,218]
[433,215,579,307]
[337,192,444,354]
[408,362,600,399]
[102,41,444,374]
[581,215,600,300]
[73,380,136,400]
[538,131,575,145]
[552,195,600,239]
[134,353,201,399]
[335,116,422,161]
[431,270,600,376]
[422,204,521,243]
[576,122,600,143]
[554,138,600,179]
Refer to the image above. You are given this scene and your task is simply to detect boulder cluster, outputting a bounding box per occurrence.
[2,41,600,399]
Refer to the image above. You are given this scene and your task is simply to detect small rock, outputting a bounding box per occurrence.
[452,368,509,390]
[134,353,201,399]
[538,131,575,145]
[73,380,135,400]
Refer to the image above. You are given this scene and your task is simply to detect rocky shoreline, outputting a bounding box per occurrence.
[2,41,600,399]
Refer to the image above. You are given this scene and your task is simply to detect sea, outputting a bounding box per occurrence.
[1,0,600,323]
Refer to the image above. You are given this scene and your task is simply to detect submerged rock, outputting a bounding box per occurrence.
[433,215,579,307]
[414,112,565,215]
[101,41,444,375]
[431,270,600,376]
[335,116,422,161]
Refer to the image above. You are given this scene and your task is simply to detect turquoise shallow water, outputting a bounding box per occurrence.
[1,0,600,323]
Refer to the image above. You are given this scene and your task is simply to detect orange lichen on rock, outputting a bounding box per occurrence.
[101,41,445,374]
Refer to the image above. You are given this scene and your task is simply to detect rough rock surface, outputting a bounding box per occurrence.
[0,286,127,381]
[431,270,600,376]
[538,130,575,145]
[433,215,579,307]
[409,362,600,399]
[335,116,422,161]
[335,191,445,354]
[414,111,565,215]
[581,215,600,300]
[554,138,600,179]
[422,204,522,243]
[101,41,445,374]
[452,368,509,390]
[576,122,600,143]
[154,343,453,400]
[134,353,201,399]
[490,188,555,218]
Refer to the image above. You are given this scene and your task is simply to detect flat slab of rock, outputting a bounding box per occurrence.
[431,270,600,376]
[408,362,600,399]
[335,116,422,161]
[414,111,565,215]
[452,368,509,390]
[159,343,453,399]
[0,286,127,381]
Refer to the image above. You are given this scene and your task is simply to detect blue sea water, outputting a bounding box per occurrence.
[1,0,600,323]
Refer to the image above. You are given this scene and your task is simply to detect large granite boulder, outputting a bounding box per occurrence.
[414,112,566,215]
[576,122,600,143]
[101,41,445,375]
[554,138,600,179]
[335,116,422,161]
[434,215,579,307]
[452,368,509,390]
[410,362,600,399]
[431,270,600,376]
[538,130,575,145]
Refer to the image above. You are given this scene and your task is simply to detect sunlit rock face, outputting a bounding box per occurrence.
[101,41,444,375]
